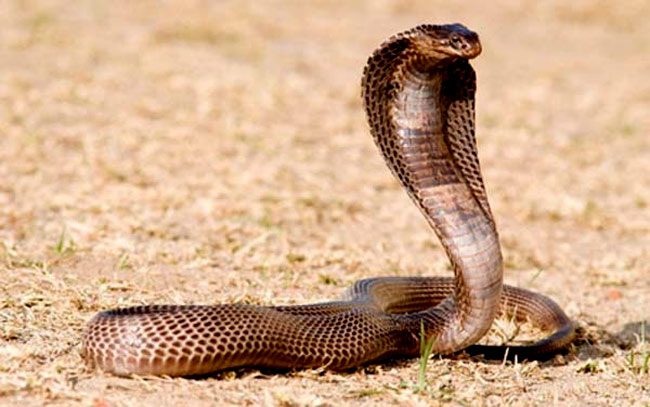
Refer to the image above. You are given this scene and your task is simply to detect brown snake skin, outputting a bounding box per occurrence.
[82,24,575,377]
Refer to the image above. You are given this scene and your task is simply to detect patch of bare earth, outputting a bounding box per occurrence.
[1,0,648,405]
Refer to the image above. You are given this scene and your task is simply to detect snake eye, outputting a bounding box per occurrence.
[450,35,463,50]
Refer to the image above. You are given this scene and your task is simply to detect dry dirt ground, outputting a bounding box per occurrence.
[1,0,649,406]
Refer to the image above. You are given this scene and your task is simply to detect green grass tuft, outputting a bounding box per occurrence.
[416,320,437,393]
[627,321,649,375]
[54,227,76,255]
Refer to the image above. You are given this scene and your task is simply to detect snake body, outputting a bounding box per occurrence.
[82,24,574,377]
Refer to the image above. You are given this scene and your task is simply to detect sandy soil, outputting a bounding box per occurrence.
[1,0,649,405]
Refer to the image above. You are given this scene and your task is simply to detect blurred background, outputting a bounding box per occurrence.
[0,0,648,405]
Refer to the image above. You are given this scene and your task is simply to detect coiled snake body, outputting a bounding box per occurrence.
[82,24,575,377]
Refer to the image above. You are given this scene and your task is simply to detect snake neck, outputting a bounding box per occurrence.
[362,33,503,353]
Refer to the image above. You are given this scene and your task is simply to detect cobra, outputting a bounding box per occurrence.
[82,23,575,377]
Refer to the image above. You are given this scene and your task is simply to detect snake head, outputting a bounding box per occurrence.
[410,23,482,60]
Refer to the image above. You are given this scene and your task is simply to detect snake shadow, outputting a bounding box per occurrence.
[566,319,649,361]
[185,344,581,381]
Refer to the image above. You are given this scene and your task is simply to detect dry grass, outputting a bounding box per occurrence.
[1,0,649,405]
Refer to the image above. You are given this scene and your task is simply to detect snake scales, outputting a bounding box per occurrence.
[82,24,575,377]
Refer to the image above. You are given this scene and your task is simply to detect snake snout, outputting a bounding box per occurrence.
[448,26,481,59]
[461,39,482,59]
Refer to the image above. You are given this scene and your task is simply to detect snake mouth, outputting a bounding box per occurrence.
[440,45,482,60]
